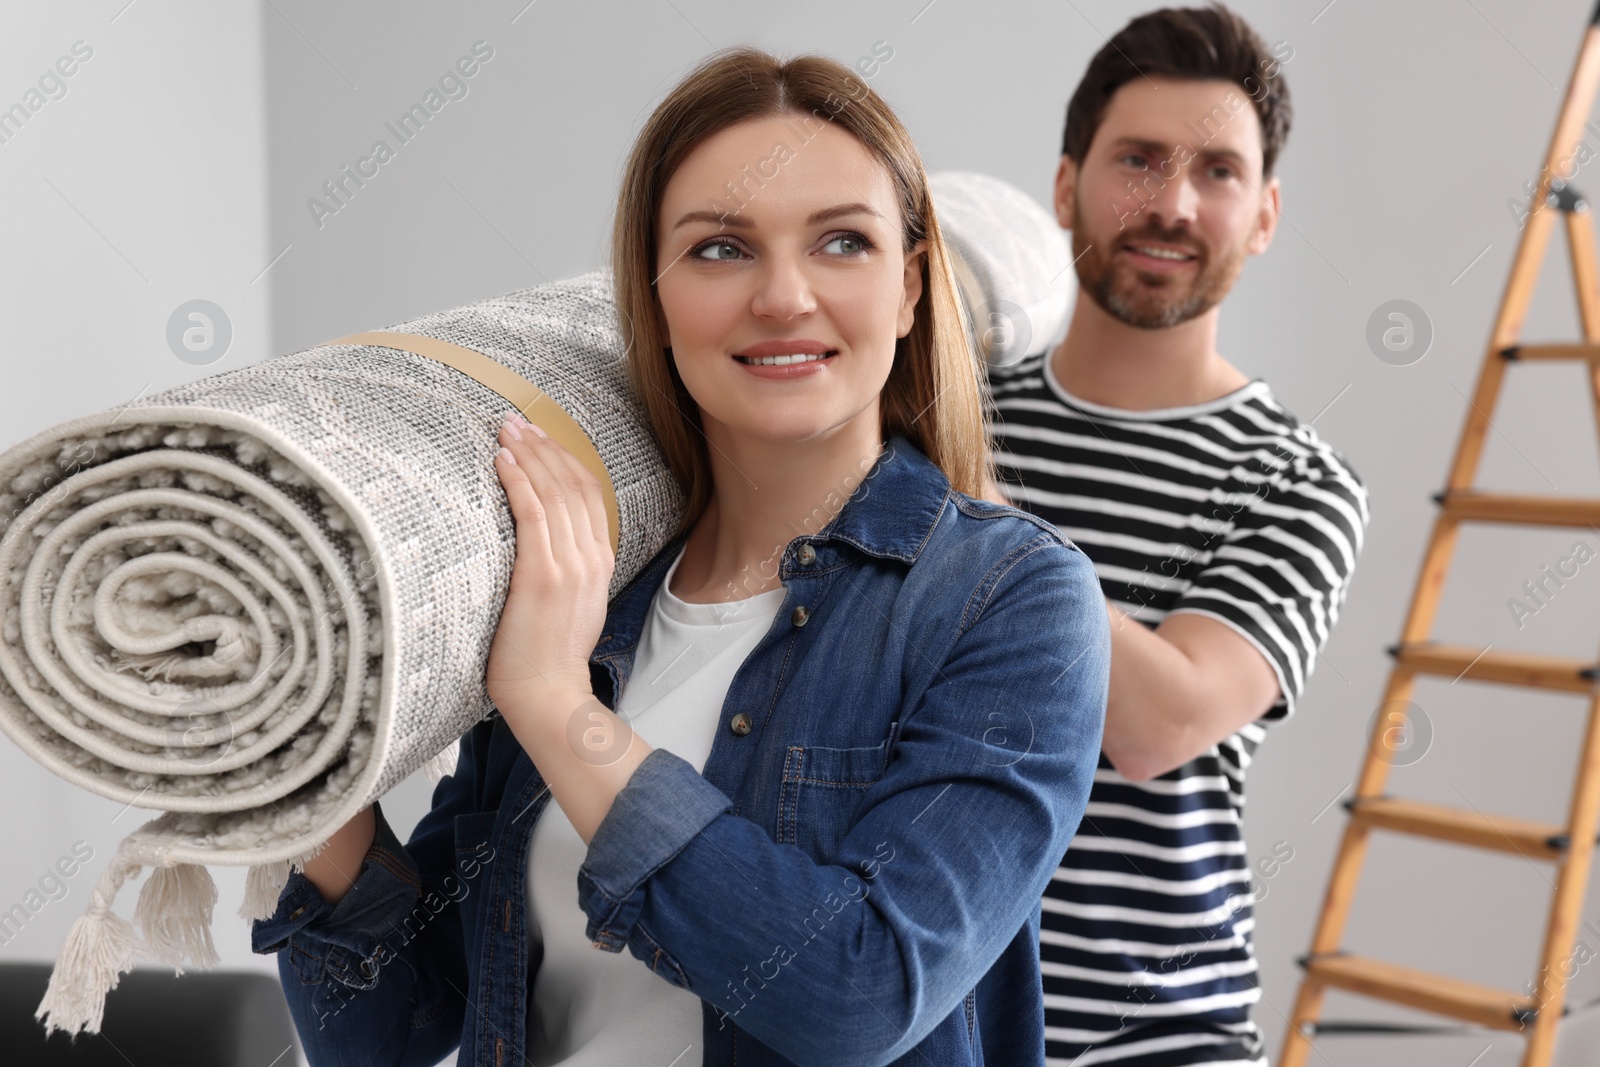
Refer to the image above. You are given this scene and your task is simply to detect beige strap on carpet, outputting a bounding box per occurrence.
[321,330,621,555]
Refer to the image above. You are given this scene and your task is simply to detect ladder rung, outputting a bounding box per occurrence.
[1345,796,1568,859]
[1298,953,1534,1031]
[1501,343,1600,361]
[1301,1018,1487,1036]
[1387,641,1600,692]
[1433,490,1600,526]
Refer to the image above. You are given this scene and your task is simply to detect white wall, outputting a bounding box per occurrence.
[4,2,1600,1065]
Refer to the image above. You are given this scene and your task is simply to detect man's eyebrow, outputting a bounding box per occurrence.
[1112,137,1177,159]
[669,202,883,232]
[1196,146,1248,167]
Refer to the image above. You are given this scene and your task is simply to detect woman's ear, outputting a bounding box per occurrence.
[897,238,928,339]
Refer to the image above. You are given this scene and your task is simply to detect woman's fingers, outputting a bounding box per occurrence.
[493,442,553,575]
[499,418,581,558]
[497,412,613,567]
[485,410,616,704]
[535,423,610,552]
[581,471,610,552]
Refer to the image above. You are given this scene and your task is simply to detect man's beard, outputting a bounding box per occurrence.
[1071,201,1251,330]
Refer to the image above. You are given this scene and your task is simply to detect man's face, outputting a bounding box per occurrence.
[1056,77,1280,330]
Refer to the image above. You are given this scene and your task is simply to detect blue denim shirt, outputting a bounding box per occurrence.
[253,432,1110,1067]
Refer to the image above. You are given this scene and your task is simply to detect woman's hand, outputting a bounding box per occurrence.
[298,805,375,905]
[486,410,648,842]
[485,409,615,715]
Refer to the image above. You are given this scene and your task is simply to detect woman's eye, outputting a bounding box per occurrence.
[692,239,745,261]
[823,232,873,256]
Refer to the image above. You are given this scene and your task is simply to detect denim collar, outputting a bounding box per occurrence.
[590,431,949,661]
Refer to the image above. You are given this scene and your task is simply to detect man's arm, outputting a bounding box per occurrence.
[1100,604,1281,782]
[983,472,1278,780]
[1099,445,1370,781]
[983,443,1367,785]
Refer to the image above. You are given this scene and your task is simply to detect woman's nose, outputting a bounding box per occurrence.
[749,252,819,321]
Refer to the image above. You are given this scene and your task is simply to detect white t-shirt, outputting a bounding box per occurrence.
[524,542,787,1066]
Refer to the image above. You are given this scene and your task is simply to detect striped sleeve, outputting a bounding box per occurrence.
[1163,432,1370,723]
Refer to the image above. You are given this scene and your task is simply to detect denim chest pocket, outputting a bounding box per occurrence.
[777,733,893,859]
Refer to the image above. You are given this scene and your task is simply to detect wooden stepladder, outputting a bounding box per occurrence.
[1280,7,1600,1067]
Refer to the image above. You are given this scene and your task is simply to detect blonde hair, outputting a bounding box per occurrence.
[610,46,1000,539]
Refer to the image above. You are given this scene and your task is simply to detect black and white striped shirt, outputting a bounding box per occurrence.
[985,350,1370,1066]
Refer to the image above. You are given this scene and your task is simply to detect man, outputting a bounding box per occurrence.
[980,5,1370,1065]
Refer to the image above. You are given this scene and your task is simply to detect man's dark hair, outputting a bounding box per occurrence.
[1061,3,1292,178]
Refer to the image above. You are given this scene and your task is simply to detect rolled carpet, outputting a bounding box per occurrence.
[0,171,1069,1035]
[2,270,683,1034]
[929,170,1072,369]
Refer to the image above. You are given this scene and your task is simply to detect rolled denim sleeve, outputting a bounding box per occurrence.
[578,747,732,956]
[576,534,1111,1066]
[251,800,419,978]
[252,724,489,1067]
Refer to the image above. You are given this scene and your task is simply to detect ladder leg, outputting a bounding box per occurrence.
[1450,196,1558,493]
[1523,75,1600,1067]
[1279,669,1420,1067]
[1593,351,1600,459]
[1521,692,1600,1067]
[1450,16,1600,489]
[1562,208,1600,341]
[1569,209,1600,459]
[1278,977,1329,1067]
[1280,503,1463,1063]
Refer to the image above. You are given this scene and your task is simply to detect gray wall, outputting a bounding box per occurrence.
[4,1,1600,1064]
[0,0,285,1045]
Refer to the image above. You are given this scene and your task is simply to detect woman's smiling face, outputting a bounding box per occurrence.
[653,113,926,447]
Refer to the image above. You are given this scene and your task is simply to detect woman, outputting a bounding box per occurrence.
[253,45,1110,1067]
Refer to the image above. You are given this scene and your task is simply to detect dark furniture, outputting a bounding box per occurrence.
[0,962,300,1066]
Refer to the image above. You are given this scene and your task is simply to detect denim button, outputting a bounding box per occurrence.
[797,544,816,565]
[791,605,809,627]
[729,712,753,736]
